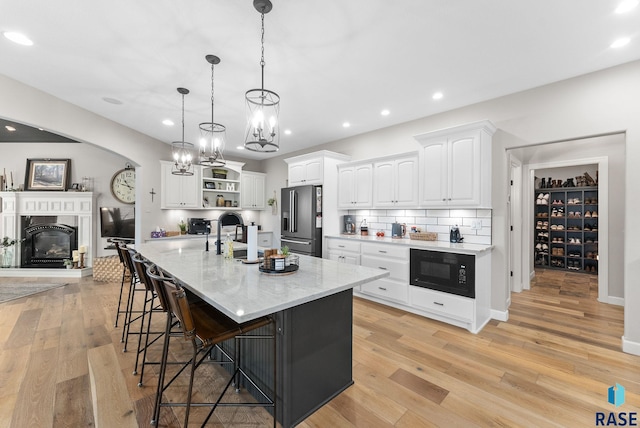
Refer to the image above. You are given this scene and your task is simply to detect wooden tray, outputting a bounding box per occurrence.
[259,264,299,275]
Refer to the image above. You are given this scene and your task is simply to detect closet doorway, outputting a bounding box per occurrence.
[507,132,625,306]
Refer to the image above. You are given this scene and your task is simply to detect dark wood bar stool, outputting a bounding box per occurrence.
[148,271,276,427]
[112,240,132,328]
[117,246,147,352]
[130,253,167,385]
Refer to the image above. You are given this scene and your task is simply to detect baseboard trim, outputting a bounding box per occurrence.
[491,309,509,322]
[604,296,624,307]
[622,336,640,356]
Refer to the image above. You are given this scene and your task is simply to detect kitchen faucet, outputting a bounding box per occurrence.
[216,212,244,255]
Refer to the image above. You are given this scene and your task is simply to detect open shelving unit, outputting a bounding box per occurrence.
[534,186,598,274]
[201,164,241,209]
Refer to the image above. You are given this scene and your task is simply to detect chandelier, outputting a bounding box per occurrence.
[199,54,226,167]
[171,87,194,176]
[244,0,280,152]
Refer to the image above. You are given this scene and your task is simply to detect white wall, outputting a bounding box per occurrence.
[3,59,640,353]
[259,60,640,354]
[0,142,137,256]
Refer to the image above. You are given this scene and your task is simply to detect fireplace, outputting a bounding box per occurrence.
[21,216,78,268]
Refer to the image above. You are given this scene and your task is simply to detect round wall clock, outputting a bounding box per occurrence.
[110,168,135,204]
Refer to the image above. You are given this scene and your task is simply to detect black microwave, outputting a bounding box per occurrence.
[410,249,475,298]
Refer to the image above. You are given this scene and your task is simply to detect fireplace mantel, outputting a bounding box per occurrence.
[0,191,96,277]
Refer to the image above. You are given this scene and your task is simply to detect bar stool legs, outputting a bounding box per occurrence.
[148,272,277,427]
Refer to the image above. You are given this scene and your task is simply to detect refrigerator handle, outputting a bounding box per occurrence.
[289,189,296,233]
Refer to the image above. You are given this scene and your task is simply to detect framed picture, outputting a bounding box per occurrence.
[25,158,71,191]
[71,183,80,190]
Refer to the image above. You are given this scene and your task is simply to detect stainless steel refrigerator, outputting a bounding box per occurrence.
[281,185,322,257]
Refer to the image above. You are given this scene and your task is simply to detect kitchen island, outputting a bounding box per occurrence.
[136,239,389,427]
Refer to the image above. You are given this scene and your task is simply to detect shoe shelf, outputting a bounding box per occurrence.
[534,186,598,274]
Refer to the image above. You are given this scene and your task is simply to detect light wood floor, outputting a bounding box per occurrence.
[1,268,638,427]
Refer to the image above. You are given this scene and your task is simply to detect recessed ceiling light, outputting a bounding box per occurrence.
[2,31,33,46]
[162,119,174,126]
[342,122,351,128]
[284,129,292,135]
[102,97,123,105]
[381,109,390,116]
[611,37,631,48]
[615,0,638,13]
[432,92,444,100]
[236,145,245,150]
[5,125,16,132]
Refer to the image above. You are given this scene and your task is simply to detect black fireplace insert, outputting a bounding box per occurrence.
[21,216,78,268]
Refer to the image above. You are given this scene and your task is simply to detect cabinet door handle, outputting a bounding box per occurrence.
[378,287,387,291]
[378,266,387,270]
[378,250,387,254]
[433,302,444,306]
[442,198,447,202]
[338,245,345,248]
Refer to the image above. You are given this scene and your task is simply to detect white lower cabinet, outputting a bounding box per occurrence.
[359,244,408,304]
[409,287,474,322]
[327,239,361,265]
[258,232,273,247]
[327,236,492,334]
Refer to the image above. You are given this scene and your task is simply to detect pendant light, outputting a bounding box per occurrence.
[199,54,226,167]
[244,0,280,153]
[171,87,194,176]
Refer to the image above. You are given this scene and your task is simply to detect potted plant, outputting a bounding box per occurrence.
[267,191,277,215]
[178,220,187,235]
[1,236,17,268]
[63,258,73,269]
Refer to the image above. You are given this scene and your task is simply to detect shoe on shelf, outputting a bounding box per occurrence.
[557,224,564,230]
[584,211,591,218]
[592,211,598,217]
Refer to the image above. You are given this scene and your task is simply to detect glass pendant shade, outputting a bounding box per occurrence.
[244,0,280,153]
[245,88,280,152]
[199,54,226,167]
[171,87,194,176]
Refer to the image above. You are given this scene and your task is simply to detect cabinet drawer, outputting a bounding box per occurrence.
[258,232,273,247]
[327,239,361,253]
[361,243,409,259]
[410,286,473,321]
[361,278,407,304]
[360,255,409,282]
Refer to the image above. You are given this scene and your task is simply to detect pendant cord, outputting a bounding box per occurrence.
[260,12,265,92]
[181,92,185,145]
[211,62,215,126]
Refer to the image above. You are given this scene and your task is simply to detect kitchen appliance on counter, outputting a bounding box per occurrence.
[449,225,463,243]
[410,249,475,298]
[188,218,211,235]
[281,185,322,257]
[342,215,356,235]
[391,222,406,238]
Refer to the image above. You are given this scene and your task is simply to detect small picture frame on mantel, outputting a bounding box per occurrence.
[25,158,71,191]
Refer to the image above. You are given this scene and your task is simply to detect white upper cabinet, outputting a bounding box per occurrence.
[414,120,496,208]
[288,158,323,186]
[160,161,201,209]
[241,171,266,210]
[372,154,419,208]
[285,150,351,187]
[337,163,373,208]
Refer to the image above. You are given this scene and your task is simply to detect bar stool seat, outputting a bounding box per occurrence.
[148,268,276,427]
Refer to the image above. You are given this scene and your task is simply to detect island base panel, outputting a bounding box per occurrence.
[278,289,354,427]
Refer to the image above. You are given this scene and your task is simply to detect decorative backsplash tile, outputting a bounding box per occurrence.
[348,208,492,245]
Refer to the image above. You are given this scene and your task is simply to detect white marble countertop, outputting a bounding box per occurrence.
[326,234,493,254]
[137,239,389,323]
[144,230,272,243]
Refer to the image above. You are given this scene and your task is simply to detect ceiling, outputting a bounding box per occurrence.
[1,1,639,159]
